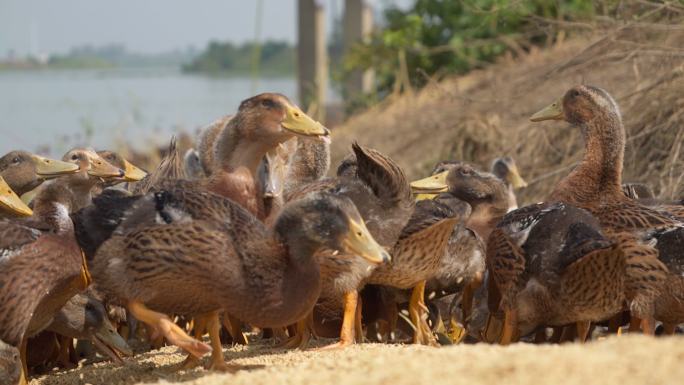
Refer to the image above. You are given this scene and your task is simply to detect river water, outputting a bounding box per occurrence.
[0,68,307,157]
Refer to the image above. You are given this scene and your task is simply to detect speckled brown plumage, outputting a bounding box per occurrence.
[91,185,384,331]
[306,144,414,323]
[0,183,88,347]
[535,85,682,326]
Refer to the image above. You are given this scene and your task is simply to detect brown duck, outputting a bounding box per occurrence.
[91,185,388,371]
[418,162,626,344]
[530,85,683,335]
[282,143,411,349]
[0,181,92,385]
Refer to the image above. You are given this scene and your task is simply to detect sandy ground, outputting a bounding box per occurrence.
[31,335,684,385]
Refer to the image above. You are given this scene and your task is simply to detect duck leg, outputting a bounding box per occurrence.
[179,314,209,370]
[56,335,77,369]
[128,300,211,359]
[355,294,364,343]
[205,311,235,372]
[499,308,518,345]
[317,291,359,350]
[409,280,437,346]
[576,321,591,343]
[221,314,249,345]
[278,312,313,349]
[18,338,28,385]
[640,317,656,335]
[461,272,484,328]
[662,323,677,335]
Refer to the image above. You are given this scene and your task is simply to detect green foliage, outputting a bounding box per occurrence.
[341,0,597,109]
[183,40,295,76]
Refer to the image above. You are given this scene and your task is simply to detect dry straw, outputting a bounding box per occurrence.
[331,11,684,205]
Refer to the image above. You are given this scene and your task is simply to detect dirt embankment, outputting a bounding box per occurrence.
[331,23,684,203]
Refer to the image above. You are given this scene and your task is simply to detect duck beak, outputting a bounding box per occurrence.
[86,152,125,178]
[122,159,147,182]
[31,155,80,178]
[506,164,528,189]
[415,193,438,201]
[281,104,330,138]
[91,318,133,365]
[410,171,449,194]
[341,217,391,265]
[0,177,33,217]
[530,98,564,122]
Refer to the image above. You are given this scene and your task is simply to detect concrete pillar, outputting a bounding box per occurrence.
[343,0,374,97]
[297,0,327,121]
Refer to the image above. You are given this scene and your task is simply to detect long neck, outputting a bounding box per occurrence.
[215,117,273,175]
[33,196,74,234]
[466,201,508,241]
[552,115,625,203]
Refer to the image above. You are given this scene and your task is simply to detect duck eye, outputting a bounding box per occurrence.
[12,157,20,164]
[71,154,79,161]
[261,99,277,108]
[570,90,580,98]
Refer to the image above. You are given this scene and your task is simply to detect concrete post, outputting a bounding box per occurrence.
[297,0,327,121]
[343,0,374,97]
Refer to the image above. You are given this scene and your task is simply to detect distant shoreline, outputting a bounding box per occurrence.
[0,65,295,78]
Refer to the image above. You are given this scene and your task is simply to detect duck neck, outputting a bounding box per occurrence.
[466,201,508,241]
[32,186,75,235]
[215,117,276,176]
[553,116,625,203]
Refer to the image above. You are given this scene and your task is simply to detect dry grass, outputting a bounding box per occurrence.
[331,20,684,203]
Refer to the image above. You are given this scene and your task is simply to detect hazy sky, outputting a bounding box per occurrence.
[0,0,412,56]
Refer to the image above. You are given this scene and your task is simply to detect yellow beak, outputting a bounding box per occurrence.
[31,155,80,178]
[410,171,449,194]
[341,217,391,265]
[530,98,564,122]
[122,159,147,182]
[0,176,33,217]
[506,164,528,189]
[86,151,125,178]
[282,104,330,138]
[415,193,438,201]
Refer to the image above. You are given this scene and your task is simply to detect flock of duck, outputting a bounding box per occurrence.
[0,86,683,384]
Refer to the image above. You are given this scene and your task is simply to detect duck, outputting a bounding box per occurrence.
[622,182,684,220]
[59,148,125,212]
[530,85,684,335]
[200,93,329,220]
[0,180,92,385]
[281,143,412,349]
[96,150,148,185]
[490,157,528,211]
[365,189,464,345]
[0,339,20,385]
[419,162,626,344]
[183,148,205,180]
[44,290,132,368]
[0,177,33,218]
[0,151,79,199]
[196,115,233,177]
[90,185,388,370]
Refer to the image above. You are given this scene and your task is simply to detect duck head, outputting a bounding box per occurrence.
[0,150,79,196]
[491,157,527,189]
[97,150,147,183]
[274,193,391,265]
